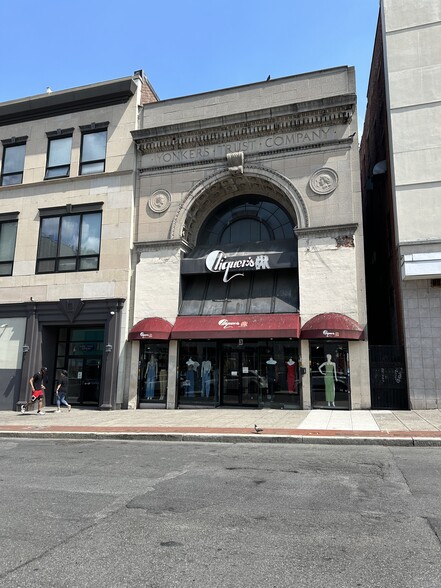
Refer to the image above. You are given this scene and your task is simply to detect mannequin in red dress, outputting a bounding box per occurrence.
[285,358,296,393]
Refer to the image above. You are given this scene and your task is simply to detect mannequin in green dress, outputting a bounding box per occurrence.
[319,354,337,407]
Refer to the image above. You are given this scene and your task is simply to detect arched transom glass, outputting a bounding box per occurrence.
[197,196,295,246]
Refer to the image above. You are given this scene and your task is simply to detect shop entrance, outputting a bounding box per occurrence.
[177,339,301,408]
[54,327,104,406]
[221,343,262,406]
[67,357,102,405]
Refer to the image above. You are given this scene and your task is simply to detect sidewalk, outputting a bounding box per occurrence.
[2,407,441,446]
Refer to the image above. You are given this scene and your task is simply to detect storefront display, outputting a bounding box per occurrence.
[178,340,301,408]
[138,342,169,405]
[178,342,217,405]
[310,342,350,409]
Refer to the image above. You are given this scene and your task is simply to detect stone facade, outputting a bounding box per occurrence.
[129,67,370,410]
[0,71,157,410]
[1,66,372,412]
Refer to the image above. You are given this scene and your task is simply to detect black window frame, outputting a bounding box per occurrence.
[44,128,74,180]
[197,196,295,246]
[0,213,19,276]
[180,195,299,317]
[1,137,27,186]
[36,203,103,275]
[79,122,109,176]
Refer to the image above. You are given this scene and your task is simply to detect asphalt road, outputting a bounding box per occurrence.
[1,439,441,588]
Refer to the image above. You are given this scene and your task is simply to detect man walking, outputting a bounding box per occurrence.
[55,369,71,412]
[21,366,48,415]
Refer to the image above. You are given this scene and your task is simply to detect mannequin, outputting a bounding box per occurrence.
[186,357,199,397]
[201,359,212,398]
[285,357,296,394]
[319,354,337,407]
[266,358,277,395]
[145,354,158,399]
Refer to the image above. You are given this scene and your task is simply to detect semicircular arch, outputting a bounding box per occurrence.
[169,165,309,245]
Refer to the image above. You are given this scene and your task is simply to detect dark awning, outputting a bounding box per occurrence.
[171,313,300,339]
[128,317,173,341]
[301,313,365,340]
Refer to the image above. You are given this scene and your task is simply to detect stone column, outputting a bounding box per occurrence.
[166,340,178,409]
[18,302,39,409]
[348,340,371,409]
[127,340,140,410]
[300,339,311,409]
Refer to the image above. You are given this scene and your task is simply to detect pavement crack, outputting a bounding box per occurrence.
[0,494,130,581]
[0,483,158,582]
[225,466,299,474]
[425,517,441,545]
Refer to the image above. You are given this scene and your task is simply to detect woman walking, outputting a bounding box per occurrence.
[55,369,71,412]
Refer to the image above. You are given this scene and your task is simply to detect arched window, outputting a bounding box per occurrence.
[197,196,294,246]
[181,196,299,316]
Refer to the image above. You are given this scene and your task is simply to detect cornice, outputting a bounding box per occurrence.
[133,94,355,154]
[134,239,191,255]
[0,79,137,127]
[295,223,358,238]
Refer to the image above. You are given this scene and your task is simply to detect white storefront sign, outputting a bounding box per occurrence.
[206,250,270,283]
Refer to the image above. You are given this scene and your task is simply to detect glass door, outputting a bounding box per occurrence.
[55,327,104,406]
[222,346,240,405]
[80,358,102,405]
[66,358,83,404]
[67,357,102,405]
[221,343,260,407]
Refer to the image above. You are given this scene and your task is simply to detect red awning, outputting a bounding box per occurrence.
[171,314,300,339]
[128,317,173,341]
[301,313,365,340]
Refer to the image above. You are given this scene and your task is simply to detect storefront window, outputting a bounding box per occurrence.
[309,342,350,409]
[177,340,301,408]
[178,342,218,405]
[257,341,301,408]
[139,342,169,405]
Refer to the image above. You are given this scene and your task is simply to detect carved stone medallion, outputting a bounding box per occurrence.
[148,189,171,213]
[309,168,338,195]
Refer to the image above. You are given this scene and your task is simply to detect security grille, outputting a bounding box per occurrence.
[369,345,408,409]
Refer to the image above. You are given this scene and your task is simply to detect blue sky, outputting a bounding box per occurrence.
[1,0,379,132]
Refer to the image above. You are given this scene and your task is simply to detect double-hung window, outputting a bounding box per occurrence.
[45,128,74,179]
[79,122,108,175]
[1,137,27,186]
[0,214,18,276]
[36,205,102,274]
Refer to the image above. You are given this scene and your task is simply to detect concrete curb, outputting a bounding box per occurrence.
[1,430,441,446]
